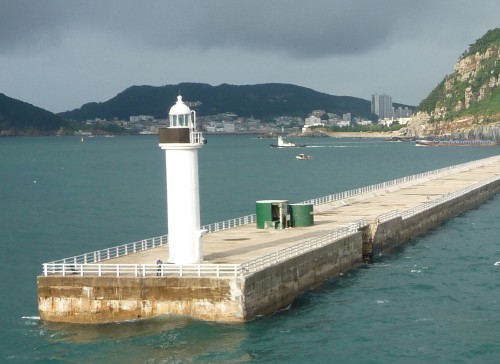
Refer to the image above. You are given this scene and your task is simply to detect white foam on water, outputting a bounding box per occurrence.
[22,316,40,320]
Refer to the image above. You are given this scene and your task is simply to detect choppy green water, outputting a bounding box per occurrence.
[1,135,499,363]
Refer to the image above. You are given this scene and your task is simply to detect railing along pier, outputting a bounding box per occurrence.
[41,156,500,278]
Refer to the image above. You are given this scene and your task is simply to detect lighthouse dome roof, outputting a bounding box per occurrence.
[169,95,191,115]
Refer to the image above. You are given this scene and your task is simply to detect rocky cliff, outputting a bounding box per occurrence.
[402,28,500,140]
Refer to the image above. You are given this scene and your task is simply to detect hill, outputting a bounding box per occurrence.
[1,84,416,136]
[59,83,387,122]
[0,93,69,136]
[404,28,500,140]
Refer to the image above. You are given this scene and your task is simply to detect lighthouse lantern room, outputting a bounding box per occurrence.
[159,96,205,264]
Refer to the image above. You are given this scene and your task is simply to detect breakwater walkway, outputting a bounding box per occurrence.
[38,155,500,323]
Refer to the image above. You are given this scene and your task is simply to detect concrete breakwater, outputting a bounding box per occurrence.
[38,156,500,323]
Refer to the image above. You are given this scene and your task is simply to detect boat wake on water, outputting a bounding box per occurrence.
[306,145,350,148]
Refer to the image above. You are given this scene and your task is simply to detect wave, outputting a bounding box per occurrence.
[22,316,40,320]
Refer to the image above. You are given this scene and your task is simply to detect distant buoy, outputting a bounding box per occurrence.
[33,180,37,183]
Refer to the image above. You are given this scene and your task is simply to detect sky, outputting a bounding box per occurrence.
[1,0,499,114]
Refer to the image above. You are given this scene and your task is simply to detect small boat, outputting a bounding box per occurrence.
[416,139,498,147]
[296,153,312,160]
[270,135,306,148]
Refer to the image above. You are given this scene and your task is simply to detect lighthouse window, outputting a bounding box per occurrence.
[169,114,191,127]
[179,114,190,126]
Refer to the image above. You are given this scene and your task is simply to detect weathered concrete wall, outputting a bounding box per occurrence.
[371,180,500,255]
[242,233,363,320]
[37,276,245,323]
[38,233,363,323]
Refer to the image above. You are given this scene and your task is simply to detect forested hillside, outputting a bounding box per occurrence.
[418,28,500,122]
[0,93,68,136]
[403,28,500,141]
[59,83,382,122]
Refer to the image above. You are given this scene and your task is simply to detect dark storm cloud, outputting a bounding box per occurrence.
[1,0,499,112]
[0,1,72,52]
[150,0,407,57]
[0,0,429,58]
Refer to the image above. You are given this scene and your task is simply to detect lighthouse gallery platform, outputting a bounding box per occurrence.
[37,154,500,323]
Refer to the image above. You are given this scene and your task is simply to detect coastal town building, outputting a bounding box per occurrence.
[371,93,393,120]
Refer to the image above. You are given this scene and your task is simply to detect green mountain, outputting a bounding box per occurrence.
[0,93,69,136]
[1,83,415,136]
[59,83,387,122]
[403,28,500,140]
[418,28,500,124]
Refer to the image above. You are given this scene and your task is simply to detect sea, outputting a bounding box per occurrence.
[1,134,499,363]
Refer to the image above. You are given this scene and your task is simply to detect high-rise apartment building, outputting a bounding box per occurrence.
[371,94,393,119]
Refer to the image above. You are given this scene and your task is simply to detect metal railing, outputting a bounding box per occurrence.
[42,220,367,278]
[42,215,257,269]
[42,262,242,278]
[376,209,402,224]
[302,155,500,207]
[190,131,205,144]
[241,219,367,275]
[402,174,500,220]
[46,235,169,267]
[376,174,500,223]
[203,214,256,233]
[41,156,500,277]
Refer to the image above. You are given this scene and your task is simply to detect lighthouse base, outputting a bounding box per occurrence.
[37,232,361,324]
[37,275,246,323]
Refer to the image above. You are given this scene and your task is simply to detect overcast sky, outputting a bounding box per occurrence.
[1,0,499,113]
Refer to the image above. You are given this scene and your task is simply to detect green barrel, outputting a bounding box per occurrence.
[256,200,274,229]
[289,203,314,227]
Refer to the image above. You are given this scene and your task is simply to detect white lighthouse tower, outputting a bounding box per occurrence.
[159,95,205,264]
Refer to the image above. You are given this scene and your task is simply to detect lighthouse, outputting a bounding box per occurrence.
[159,95,205,264]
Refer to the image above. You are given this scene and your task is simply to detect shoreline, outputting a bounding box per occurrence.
[322,131,404,139]
[0,131,405,139]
